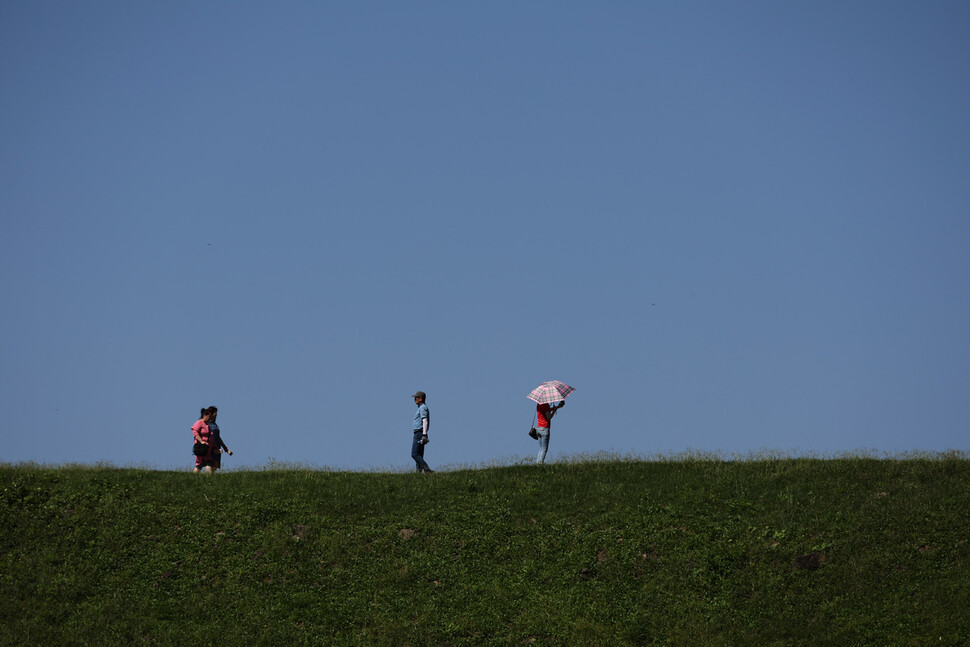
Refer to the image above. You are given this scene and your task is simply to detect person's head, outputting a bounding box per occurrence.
[200,408,211,422]
[208,406,218,421]
[412,391,426,404]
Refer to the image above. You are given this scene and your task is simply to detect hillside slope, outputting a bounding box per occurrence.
[2,457,968,645]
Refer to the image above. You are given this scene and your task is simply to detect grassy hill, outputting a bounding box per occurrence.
[2,455,968,645]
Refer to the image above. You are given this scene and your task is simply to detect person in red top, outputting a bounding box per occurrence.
[192,408,214,474]
[534,400,565,465]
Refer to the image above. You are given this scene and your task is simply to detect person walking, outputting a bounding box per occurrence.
[207,406,233,472]
[410,391,433,474]
[191,408,215,474]
[534,400,565,465]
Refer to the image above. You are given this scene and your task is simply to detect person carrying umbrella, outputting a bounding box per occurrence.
[527,381,575,465]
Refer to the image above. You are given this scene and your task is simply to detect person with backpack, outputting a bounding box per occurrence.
[191,408,215,474]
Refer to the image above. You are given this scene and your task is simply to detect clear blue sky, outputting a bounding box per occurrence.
[2,1,968,470]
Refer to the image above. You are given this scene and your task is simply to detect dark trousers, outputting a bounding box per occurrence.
[411,430,430,472]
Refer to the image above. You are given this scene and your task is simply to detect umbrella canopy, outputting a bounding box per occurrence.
[527,380,576,404]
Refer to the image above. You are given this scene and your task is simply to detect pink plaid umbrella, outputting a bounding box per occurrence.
[526,380,575,404]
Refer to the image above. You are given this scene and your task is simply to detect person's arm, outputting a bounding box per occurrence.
[421,406,430,442]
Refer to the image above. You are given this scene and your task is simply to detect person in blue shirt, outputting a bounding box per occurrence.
[410,391,433,474]
[207,406,233,472]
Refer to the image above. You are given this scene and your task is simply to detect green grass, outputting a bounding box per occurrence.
[2,454,969,645]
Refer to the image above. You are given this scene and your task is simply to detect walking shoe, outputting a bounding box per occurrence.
[423,469,435,474]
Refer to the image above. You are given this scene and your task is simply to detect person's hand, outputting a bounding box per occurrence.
[559,400,566,408]
[228,450,233,456]
[421,434,430,445]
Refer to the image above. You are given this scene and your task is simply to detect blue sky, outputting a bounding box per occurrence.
[2,1,968,470]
